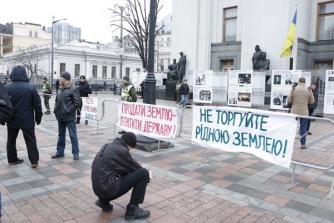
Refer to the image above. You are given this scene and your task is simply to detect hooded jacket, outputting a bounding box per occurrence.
[54,81,80,121]
[5,66,42,128]
[91,138,141,199]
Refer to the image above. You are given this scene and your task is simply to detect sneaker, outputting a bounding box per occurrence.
[85,120,88,125]
[301,145,307,149]
[8,158,24,166]
[95,199,113,212]
[44,111,50,115]
[51,154,64,159]
[31,163,38,168]
[307,132,312,135]
[124,204,150,220]
[73,154,79,160]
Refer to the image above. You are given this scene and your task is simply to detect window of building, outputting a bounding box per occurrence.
[314,61,333,70]
[220,59,234,71]
[112,67,116,78]
[34,31,38,38]
[223,7,237,42]
[75,64,80,77]
[92,65,97,77]
[317,2,334,40]
[126,68,130,76]
[29,30,32,37]
[60,63,66,74]
[102,66,107,78]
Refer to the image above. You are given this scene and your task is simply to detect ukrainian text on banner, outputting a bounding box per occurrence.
[117,102,178,138]
[81,97,98,120]
[191,106,297,168]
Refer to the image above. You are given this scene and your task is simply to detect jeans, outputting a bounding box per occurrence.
[179,94,187,108]
[7,127,39,164]
[300,118,307,145]
[56,120,79,156]
[307,109,314,132]
[103,168,149,205]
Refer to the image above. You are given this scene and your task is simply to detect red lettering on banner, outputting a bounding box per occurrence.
[119,116,142,131]
[146,106,173,121]
[86,98,94,104]
[84,106,98,113]
[143,121,173,136]
[122,103,146,116]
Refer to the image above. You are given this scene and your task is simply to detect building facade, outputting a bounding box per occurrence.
[1,42,142,83]
[47,23,81,44]
[171,0,334,71]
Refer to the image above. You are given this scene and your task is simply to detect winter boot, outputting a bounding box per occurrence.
[124,204,150,220]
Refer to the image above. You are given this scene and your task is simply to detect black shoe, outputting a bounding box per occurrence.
[307,132,312,135]
[85,120,88,125]
[75,121,80,124]
[8,158,24,166]
[51,154,64,159]
[124,204,150,220]
[118,130,126,134]
[95,199,113,212]
[73,154,79,160]
[44,111,50,115]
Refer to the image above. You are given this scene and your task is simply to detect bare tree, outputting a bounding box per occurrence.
[110,0,164,69]
[13,46,49,80]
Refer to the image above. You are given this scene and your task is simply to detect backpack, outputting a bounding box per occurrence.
[0,83,13,124]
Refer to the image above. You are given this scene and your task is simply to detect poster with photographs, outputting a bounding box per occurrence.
[270,70,302,110]
[324,70,334,114]
[193,70,213,103]
[228,70,253,107]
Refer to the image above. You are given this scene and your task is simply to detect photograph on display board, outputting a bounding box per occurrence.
[193,70,213,104]
[238,73,252,84]
[324,71,334,114]
[199,90,211,101]
[273,75,281,85]
[238,93,251,102]
[282,95,290,108]
[195,73,207,85]
[229,98,237,104]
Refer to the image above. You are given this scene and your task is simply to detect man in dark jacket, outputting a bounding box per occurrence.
[178,79,190,108]
[76,75,92,125]
[307,83,318,135]
[5,66,43,168]
[52,71,81,160]
[91,132,152,220]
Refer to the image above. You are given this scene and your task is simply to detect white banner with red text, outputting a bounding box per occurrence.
[81,97,98,120]
[117,102,178,139]
[192,106,297,168]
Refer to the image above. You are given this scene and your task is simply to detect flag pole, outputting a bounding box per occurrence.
[292,4,298,70]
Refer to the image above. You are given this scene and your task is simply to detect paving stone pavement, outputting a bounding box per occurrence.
[0,93,334,223]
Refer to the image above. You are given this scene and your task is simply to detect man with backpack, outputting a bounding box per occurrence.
[5,66,43,168]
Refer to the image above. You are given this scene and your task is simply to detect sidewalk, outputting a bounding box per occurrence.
[0,93,334,223]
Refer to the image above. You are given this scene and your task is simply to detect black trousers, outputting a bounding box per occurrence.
[76,99,83,122]
[104,168,150,205]
[7,127,39,164]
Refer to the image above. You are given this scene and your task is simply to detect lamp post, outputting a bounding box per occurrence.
[144,0,157,104]
[113,4,130,79]
[51,16,66,88]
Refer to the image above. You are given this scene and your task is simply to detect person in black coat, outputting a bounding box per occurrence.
[91,132,153,220]
[76,75,92,124]
[55,79,60,93]
[52,72,81,160]
[178,79,190,108]
[5,66,43,168]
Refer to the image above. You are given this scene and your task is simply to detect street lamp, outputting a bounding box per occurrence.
[51,16,66,88]
[112,4,130,79]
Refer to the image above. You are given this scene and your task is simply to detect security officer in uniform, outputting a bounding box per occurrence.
[118,76,137,134]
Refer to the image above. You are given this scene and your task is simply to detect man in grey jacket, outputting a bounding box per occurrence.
[52,72,81,160]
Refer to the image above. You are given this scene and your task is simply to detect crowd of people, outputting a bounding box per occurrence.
[0,66,153,220]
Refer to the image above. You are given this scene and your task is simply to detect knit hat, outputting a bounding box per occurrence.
[79,75,86,80]
[123,76,129,81]
[121,132,137,148]
[42,77,47,80]
[60,71,71,81]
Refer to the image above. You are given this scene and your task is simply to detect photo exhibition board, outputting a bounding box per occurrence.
[269,70,311,110]
[324,70,334,114]
[193,70,213,104]
[228,70,253,107]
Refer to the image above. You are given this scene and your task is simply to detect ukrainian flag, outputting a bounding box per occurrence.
[280,10,297,58]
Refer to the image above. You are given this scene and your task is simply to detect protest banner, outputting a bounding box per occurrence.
[117,102,178,138]
[192,106,297,168]
[81,97,98,120]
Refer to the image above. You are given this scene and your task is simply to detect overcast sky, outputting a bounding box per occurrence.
[0,0,172,44]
